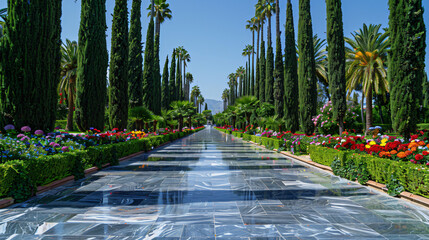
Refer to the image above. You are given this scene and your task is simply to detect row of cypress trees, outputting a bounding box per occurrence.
[0,0,188,132]
[227,0,425,136]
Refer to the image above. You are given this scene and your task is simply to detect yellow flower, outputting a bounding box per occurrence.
[381,138,388,143]
[369,141,376,146]
[365,145,371,149]
[380,143,386,147]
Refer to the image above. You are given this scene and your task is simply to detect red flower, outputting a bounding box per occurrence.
[423,151,429,156]
[415,154,423,161]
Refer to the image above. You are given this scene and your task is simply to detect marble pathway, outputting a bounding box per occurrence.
[1,126,429,239]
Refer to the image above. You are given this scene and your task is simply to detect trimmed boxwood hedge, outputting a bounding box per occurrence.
[308,145,429,198]
[0,128,204,201]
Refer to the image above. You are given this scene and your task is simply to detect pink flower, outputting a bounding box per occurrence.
[56,135,62,139]
[49,142,56,146]
[55,126,61,130]
[20,136,29,142]
[17,134,25,138]
[34,130,44,135]
[21,126,31,132]
[61,146,69,152]
[53,143,60,148]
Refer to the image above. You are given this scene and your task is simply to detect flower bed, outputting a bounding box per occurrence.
[215,126,429,198]
[0,125,204,202]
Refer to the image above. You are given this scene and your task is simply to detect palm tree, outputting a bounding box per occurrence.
[242,45,254,95]
[226,105,238,128]
[170,101,194,132]
[345,24,389,134]
[129,106,154,130]
[190,85,201,109]
[175,46,184,99]
[236,66,245,97]
[59,39,78,131]
[185,72,194,102]
[256,0,275,45]
[228,73,237,105]
[255,0,267,44]
[197,95,205,114]
[222,88,229,110]
[236,96,259,126]
[264,115,284,132]
[147,0,172,36]
[182,50,191,101]
[246,18,258,95]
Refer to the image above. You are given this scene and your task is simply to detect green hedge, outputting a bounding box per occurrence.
[54,120,79,131]
[0,128,203,201]
[308,145,429,198]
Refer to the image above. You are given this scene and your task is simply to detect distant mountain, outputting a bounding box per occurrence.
[205,99,223,114]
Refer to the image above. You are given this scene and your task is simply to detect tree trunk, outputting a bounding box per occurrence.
[183,64,187,101]
[153,120,157,133]
[378,100,384,124]
[365,85,373,135]
[179,117,183,132]
[66,84,74,131]
[188,116,192,128]
[145,122,149,131]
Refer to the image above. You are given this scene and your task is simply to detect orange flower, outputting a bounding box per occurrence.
[418,141,426,146]
[379,152,385,158]
[405,150,412,156]
[409,142,419,149]
[426,144,429,149]
[397,152,407,158]
[411,147,417,152]
[390,150,397,155]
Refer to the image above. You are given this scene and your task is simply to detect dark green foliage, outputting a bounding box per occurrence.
[389,0,426,136]
[142,18,155,111]
[255,57,259,99]
[75,0,108,131]
[169,49,176,102]
[284,0,299,132]
[239,70,243,97]
[1,0,62,131]
[251,60,255,96]
[265,46,274,104]
[109,0,129,130]
[128,0,143,108]
[176,56,182,101]
[205,103,208,111]
[153,33,161,114]
[259,42,266,103]
[161,56,170,110]
[274,25,284,116]
[298,0,317,134]
[326,0,347,134]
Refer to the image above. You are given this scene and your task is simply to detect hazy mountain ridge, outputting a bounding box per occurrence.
[205,99,223,114]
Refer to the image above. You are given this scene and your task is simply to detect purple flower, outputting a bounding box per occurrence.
[21,126,31,132]
[49,142,56,146]
[20,136,29,142]
[4,124,15,131]
[34,130,44,135]
[61,146,69,152]
[47,133,54,137]
[56,135,62,139]
[17,133,25,138]
[53,143,61,148]
[55,126,61,130]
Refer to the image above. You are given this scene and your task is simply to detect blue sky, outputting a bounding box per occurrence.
[1,1,429,101]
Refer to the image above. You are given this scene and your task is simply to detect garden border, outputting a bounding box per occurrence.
[217,129,429,209]
[0,128,204,209]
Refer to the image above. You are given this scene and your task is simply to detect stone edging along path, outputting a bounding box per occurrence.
[0,130,201,209]
[222,130,429,209]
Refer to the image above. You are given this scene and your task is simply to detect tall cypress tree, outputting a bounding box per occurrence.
[169,49,176,102]
[153,33,161,114]
[298,0,317,135]
[128,0,143,108]
[326,0,347,135]
[390,0,426,136]
[284,0,299,132]
[259,41,266,103]
[142,18,155,111]
[255,57,260,99]
[2,0,62,131]
[274,0,284,116]
[175,55,182,100]
[265,45,275,104]
[161,55,169,110]
[239,71,243,97]
[76,0,108,131]
[109,0,129,130]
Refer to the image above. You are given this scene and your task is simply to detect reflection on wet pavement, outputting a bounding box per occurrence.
[1,126,429,239]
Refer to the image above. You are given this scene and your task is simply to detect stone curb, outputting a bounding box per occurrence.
[225,131,429,209]
[0,131,201,209]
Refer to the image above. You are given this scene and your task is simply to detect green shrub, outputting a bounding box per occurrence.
[243,134,252,141]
